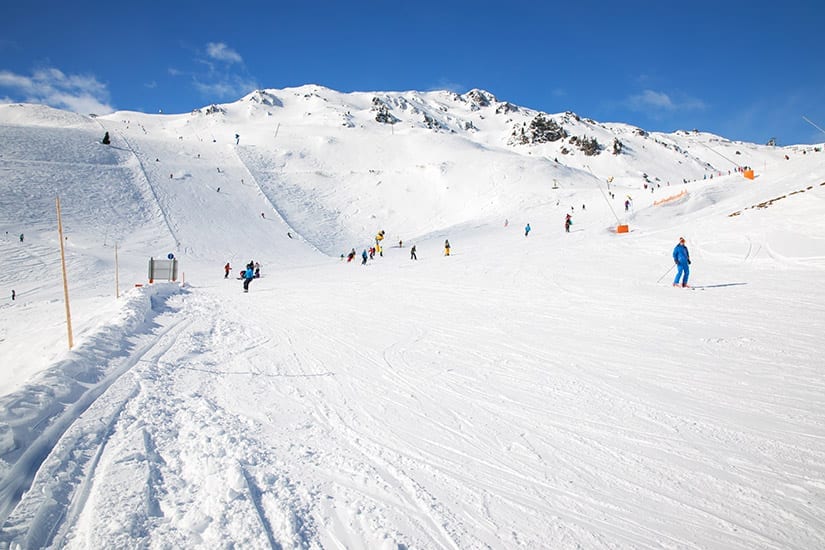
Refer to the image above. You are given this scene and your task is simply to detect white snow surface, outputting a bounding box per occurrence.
[1,86,824,549]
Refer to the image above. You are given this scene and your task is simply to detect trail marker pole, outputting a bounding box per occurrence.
[56,197,74,349]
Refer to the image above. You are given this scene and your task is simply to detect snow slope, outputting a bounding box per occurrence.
[1,89,824,549]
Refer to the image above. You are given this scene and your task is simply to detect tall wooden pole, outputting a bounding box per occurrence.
[56,197,74,349]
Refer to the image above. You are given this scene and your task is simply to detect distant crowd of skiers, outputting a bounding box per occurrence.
[217,207,693,293]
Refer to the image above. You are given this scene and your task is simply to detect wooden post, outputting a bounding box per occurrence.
[56,197,74,349]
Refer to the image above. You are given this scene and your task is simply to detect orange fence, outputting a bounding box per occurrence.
[654,190,687,206]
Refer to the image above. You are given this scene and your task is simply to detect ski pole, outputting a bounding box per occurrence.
[656,264,676,283]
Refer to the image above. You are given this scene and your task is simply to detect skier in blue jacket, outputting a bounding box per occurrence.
[242,265,255,292]
[672,237,691,287]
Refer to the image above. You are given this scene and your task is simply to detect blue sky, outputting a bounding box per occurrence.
[2,0,823,145]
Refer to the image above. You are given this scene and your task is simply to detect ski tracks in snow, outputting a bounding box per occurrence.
[0,284,186,546]
[55,290,318,549]
[0,287,318,548]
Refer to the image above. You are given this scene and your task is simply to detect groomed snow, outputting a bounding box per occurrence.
[1,88,824,549]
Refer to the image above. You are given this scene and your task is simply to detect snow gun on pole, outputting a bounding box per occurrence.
[585,165,628,234]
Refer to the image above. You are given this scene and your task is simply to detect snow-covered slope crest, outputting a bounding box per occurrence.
[0,103,98,128]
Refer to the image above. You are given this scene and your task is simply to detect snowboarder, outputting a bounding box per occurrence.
[410,245,417,260]
[101,131,110,145]
[224,262,231,279]
[565,214,572,233]
[242,265,255,292]
[524,223,531,237]
[672,237,691,288]
[444,239,451,256]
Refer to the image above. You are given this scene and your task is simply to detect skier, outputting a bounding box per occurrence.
[19,233,23,243]
[444,239,451,256]
[672,237,691,288]
[410,244,417,260]
[101,131,110,145]
[347,248,356,262]
[242,264,255,292]
[524,223,531,237]
[235,133,240,145]
[361,249,368,265]
[224,262,231,279]
[565,214,572,233]
[11,290,15,301]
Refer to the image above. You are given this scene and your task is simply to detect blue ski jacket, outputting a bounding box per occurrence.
[673,243,690,265]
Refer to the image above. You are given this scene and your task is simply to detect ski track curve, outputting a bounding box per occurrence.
[0,284,186,547]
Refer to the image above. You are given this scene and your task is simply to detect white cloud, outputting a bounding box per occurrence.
[206,42,243,64]
[0,71,34,90]
[176,42,256,101]
[428,79,464,93]
[193,75,259,101]
[0,68,113,114]
[630,89,675,110]
[627,89,706,113]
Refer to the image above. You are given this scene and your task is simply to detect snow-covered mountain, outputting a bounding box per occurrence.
[1,86,824,549]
